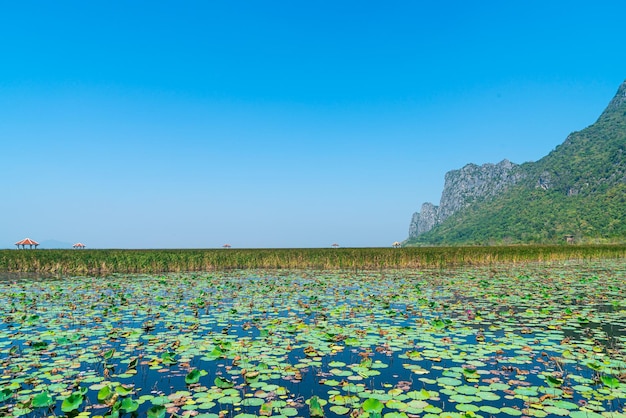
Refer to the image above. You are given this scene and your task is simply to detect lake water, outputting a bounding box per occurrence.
[1,261,625,417]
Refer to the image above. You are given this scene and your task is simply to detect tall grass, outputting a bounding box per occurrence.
[1,245,625,274]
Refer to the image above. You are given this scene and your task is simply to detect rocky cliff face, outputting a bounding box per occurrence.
[408,159,522,239]
[408,202,438,237]
[406,79,626,244]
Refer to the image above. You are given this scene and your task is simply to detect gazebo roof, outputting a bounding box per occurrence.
[15,238,39,246]
[73,243,86,248]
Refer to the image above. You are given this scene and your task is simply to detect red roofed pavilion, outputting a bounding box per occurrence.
[15,238,39,249]
[73,243,86,249]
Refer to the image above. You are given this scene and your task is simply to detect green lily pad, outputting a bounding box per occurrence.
[600,375,621,389]
[362,398,384,413]
[479,405,501,414]
[568,411,604,418]
[115,384,133,396]
[61,393,84,412]
[330,405,351,415]
[543,406,570,416]
[384,413,408,418]
[406,389,430,400]
[500,406,523,416]
[437,377,462,386]
[309,395,325,417]
[147,405,167,418]
[31,391,54,408]
[280,407,299,416]
[0,388,12,402]
[103,347,115,360]
[186,369,202,384]
[214,376,234,389]
[121,397,140,413]
[455,403,480,412]
[151,395,171,406]
[242,397,265,407]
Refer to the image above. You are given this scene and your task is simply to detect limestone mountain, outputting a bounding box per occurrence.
[406,80,626,245]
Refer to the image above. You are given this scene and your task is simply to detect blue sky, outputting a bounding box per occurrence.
[1,1,625,249]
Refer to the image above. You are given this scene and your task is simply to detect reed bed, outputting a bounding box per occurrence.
[1,245,625,274]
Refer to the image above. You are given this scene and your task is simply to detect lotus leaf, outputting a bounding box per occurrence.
[545,375,563,387]
[456,403,480,412]
[542,406,569,416]
[218,395,241,404]
[569,411,604,418]
[161,351,177,365]
[241,397,264,407]
[437,377,462,387]
[280,407,298,416]
[151,395,171,405]
[214,376,234,389]
[500,406,523,416]
[185,369,202,384]
[31,341,48,351]
[31,391,53,408]
[120,397,139,413]
[479,405,501,414]
[0,388,13,402]
[103,348,116,360]
[309,395,325,417]
[98,385,114,402]
[406,389,430,400]
[244,370,260,384]
[330,405,351,415]
[147,405,167,418]
[385,399,407,410]
[601,375,621,389]
[2,262,626,417]
[362,398,384,413]
[61,393,83,412]
[115,385,133,396]
[383,413,408,418]
[259,401,273,416]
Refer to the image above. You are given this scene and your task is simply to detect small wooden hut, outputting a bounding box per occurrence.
[15,238,39,249]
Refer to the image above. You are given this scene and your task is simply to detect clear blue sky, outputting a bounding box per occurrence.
[1,1,625,249]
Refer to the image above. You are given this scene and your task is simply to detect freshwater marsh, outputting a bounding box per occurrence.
[1,261,625,417]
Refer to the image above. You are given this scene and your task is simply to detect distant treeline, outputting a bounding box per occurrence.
[1,245,625,274]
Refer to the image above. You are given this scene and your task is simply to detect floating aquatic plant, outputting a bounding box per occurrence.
[1,261,625,417]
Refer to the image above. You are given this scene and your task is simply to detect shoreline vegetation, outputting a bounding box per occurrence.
[1,245,625,274]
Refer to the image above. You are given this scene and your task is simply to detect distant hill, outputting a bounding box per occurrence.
[39,240,74,249]
[406,80,626,245]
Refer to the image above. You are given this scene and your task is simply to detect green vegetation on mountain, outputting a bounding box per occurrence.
[407,80,626,245]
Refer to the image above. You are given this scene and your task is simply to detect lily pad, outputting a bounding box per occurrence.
[147,405,167,418]
[61,393,84,412]
[362,398,384,413]
[330,405,351,415]
[309,396,325,418]
[186,369,202,384]
[121,397,140,413]
[31,391,54,408]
